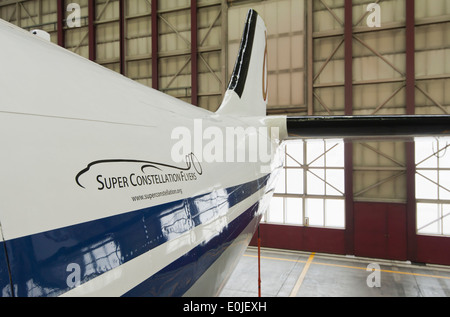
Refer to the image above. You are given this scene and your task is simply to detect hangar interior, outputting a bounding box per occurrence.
[1,0,449,296]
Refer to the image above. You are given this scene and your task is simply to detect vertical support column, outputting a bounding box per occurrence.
[344,140,354,253]
[191,0,198,106]
[344,0,353,117]
[344,0,354,255]
[405,0,417,262]
[119,0,126,75]
[405,0,415,116]
[220,0,228,96]
[38,0,43,25]
[57,0,65,47]
[16,2,21,28]
[406,141,416,261]
[152,0,159,90]
[306,0,313,115]
[88,0,96,61]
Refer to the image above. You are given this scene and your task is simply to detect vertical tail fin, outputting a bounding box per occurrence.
[216,9,268,117]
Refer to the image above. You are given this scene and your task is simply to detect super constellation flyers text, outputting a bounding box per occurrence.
[96,171,197,191]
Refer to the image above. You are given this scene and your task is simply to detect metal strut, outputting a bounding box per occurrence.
[258,225,261,297]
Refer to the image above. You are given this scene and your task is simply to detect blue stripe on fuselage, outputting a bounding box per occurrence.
[123,202,260,297]
[0,242,12,297]
[4,174,270,297]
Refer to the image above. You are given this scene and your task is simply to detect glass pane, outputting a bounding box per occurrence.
[307,169,325,195]
[416,171,438,200]
[435,139,450,167]
[415,138,438,168]
[286,141,304,167]
[326,169,345,195]
[443,204,450,236]
[286,198,303,225]
[415,137,450,237]
[417,203,439,235]
[287,169,303,194]
[275,169,286,194]
[268,197,284,223]
[325,140,344,167]
[325,200,345,228]
[307,140,325,167]
[439,139,450,168]
[306,198,324,227]
[439,171,450,200]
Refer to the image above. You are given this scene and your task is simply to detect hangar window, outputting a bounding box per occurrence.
[415,137,450,236]
[264,139,345,229]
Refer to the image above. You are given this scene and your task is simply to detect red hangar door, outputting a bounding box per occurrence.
[353,202,407,261]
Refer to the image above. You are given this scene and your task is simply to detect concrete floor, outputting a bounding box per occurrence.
[220,247,450,297]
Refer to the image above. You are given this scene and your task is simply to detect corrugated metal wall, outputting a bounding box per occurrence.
[228,0,306,115]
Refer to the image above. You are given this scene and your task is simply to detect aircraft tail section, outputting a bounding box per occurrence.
[216,9,268,117]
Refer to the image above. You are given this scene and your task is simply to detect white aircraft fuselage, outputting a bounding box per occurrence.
[0,10,286,296]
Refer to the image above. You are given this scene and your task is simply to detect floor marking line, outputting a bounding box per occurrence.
[244,254,450,280]
[289,252,315,297]
[244,254,308,264]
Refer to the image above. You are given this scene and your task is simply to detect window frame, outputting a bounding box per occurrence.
[264,139,346,229]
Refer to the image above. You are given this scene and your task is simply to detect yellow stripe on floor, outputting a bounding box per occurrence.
[244,253,450,281]
[289,252,315,297]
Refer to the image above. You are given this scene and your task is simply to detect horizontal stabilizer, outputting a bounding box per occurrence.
[286,115,450,139]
